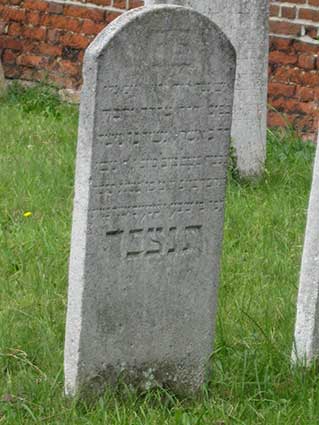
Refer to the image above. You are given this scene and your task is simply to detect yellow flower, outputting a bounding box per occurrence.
[23,211,32,217]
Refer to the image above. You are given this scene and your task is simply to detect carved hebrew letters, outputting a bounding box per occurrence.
[65,6,236,399]
[145,0,269,178]
[106,225,203,258]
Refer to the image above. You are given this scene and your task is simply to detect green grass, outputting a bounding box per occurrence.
[0,84,318,424]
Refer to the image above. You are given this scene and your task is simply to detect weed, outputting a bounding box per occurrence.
[5,81,64,118]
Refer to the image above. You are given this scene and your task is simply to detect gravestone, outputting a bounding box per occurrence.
[145,0,269,179]
[292,133,319,365]
[64,5,236,398]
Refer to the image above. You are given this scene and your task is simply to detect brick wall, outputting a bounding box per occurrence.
[0,0,318,138]
[0,0,142,89]
[269,0,319,139]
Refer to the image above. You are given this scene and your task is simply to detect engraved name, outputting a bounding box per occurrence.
[105,225,203,258]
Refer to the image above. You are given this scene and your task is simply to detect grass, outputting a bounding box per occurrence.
[0,83,318,424]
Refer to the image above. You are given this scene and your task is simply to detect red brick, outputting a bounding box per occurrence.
[268,64,272,78]
[50,72,79,89]
[89,0,112,6]
[5,0,23,4]
[46,28,61,43]
[302,71,319,87]
[295,86,316,101]
[269,51,298,65]
[274,67,319,88]
[3,63,21,78]
[64,5,104,22]
[78,50,84,62]
[268,111,288,127]
[298,53,316,70]
[22,39,38,54]
[8,22,22,36]
[24,0,48,11]
[81,20,106,35]
[61,46,80,61]
[113,0,126,9]
[269,20,302,37]
[0,35,22,50]
[293,40,319,53]
[60,33,91,49]
[272,97,318,115]
[299,8,319,22]
[282,6,297,19]
[23,26,46,41]
[269,36,293,52]
[271,97,295,112]
[3,48,16,64]
[268,82,296,97]
[20,66,35,80]
[294,115,316,132]
[58,59,80,77]
[309,0,319,6]
[16,54,48,67]
[128,0,143,8]
[1,6,25,22]
[26,10,40,25]
[269,4,280,17]
[305,25,318,39]
[38,42,62,56]
[105,11,121,23]
[0,21,8,34]
[48,2,64,14]
[41,14,82,32]
[298,101,318,115]
[273,67,304,85]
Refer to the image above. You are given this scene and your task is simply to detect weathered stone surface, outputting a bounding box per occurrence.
[146,0,269,178]
[64,5,236,398]
[292,133,319,365]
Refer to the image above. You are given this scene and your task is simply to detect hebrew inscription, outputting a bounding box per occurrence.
[105,224,203,258]
[65,5,236,399]
[90,76,230,227]
[146,0,269,178]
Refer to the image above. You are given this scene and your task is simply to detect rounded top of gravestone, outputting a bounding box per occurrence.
[84,5,236,64]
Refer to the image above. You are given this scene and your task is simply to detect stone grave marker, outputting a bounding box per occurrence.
[64,5,236,398]
[292,133,319,365]
[145,0,269,179]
